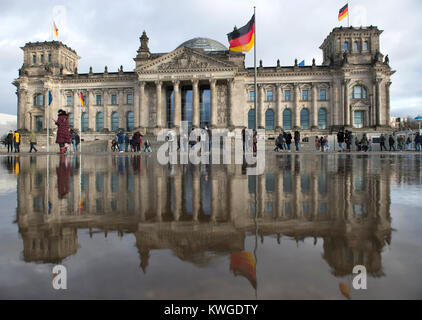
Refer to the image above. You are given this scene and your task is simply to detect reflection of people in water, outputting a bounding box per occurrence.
[56,155,73,199]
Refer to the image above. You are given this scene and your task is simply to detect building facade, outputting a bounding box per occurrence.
[13,26,395,135]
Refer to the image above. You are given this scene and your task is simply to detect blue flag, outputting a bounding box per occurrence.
[48,91,53,106]
[298,60,305,67]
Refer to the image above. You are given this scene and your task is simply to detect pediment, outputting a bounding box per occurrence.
[137,47,236,73]
[351,100,370,109]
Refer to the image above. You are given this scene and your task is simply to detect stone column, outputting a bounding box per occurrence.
[139,82,146,130]
[343,79,351,127]
[192,79,200,128]
[44,88,49,129]
[103,89,109,130]
[210,79,218,128]
[73,90,81,131]
[173,172,182,221]
[258,84,265,129]
[211,175,219,222]
[134,85,140,129]
[294,84,300,129]
[376,79,382,126]
[228,79,235,128]
[192,166,200,222]
[385,81,391,127]
[155,81,163,128]
[173,80,181,128]
[276,84,282,129]
[88,91,95,131]
[311,83,318,128]
[333,82,340,127]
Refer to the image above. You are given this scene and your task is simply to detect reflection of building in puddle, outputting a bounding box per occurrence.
[12,154,393,277]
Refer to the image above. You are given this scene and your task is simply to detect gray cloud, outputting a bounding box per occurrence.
[1,0,421,118]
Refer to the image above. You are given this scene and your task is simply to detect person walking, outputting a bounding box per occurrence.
[380,134,387,151]
[53,110,72,154]
[6,130,13,153]
[406,136,412,151]
[398,135,404,151]
[29,131,38,153]
[117,130,124,152]
[144,139,152,152]
[389,135,396,151]
[71,129,80,152]
[13,130,20,153]
[315,136,321,151]
[274,133,283,152]
[361,134,369,152]
[354,136,361,152]
[337,130,345,152]
[415,133,422,151]
[345,130,352,152]
[124,133,131,152]
[286,132,292,151]
[294,130,300,152]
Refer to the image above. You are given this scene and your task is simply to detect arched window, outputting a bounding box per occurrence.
[111,112,119,131]
[350,85,368,99]
[318,108,327,130]
[126,112,134,131]
[96,112,104,132]
[248,109,256,129]
[353,41,359,51]
[81,113,89,132]
[344,42,349,51]
[68,113,74,128]
[265,109,274,130]
[300,108,310,130]
[282,109,292,130]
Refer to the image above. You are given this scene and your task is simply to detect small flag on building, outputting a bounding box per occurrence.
[80,93,84,107]
[338,4,349,21]
[227,14,255,52]
[298,60,305,67]
[48,91,53,106]
[53,21,59,37]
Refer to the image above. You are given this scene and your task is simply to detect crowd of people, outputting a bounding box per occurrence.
[112,130,152,153]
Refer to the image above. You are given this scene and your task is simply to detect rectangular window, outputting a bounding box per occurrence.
[127,94,133,105]
[83,95,88,106]
[353,111,365,129]
[66,96,72,106]
[320,89,327,101]
[32,54,36,64]
[48,53,52,63]
[284,90,291,101]
[363,41,368,51]
[111,94,117,105]
[344,42,349,51]
[249,91,255,102]
[302,90,309,101]
[40,54,44,64]
[96,95,102,105]
[266,90,273,102]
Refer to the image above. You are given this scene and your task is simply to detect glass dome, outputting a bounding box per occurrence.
[177,37,228,52]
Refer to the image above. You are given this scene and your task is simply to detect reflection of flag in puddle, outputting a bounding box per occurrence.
[230,252,256,289]
[339,282,351,300]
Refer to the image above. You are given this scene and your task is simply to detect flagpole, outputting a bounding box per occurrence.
[348,1,350,27]
[254,6,257,130]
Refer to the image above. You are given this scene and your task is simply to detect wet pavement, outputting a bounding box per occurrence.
[0,153,421,299]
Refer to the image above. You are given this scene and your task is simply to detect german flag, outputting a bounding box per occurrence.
[80,93,84,107]
[227,14,255,52]
[338,4,349,21]
[53,21,59,37]
[230,252,257,289]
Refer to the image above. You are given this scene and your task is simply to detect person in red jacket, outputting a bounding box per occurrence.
[54,109,72,154]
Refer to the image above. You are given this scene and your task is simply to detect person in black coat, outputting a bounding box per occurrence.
[389,135,396,151]
[337,130,345,151]
[286,132,293,151]
[294,130,300,151]
[380,134,387,151]
[6,130,13,153]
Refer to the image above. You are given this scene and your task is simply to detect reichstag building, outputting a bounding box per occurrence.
[13,26,394,136]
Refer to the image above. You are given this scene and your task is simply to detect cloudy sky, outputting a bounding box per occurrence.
[1,0,421,117]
